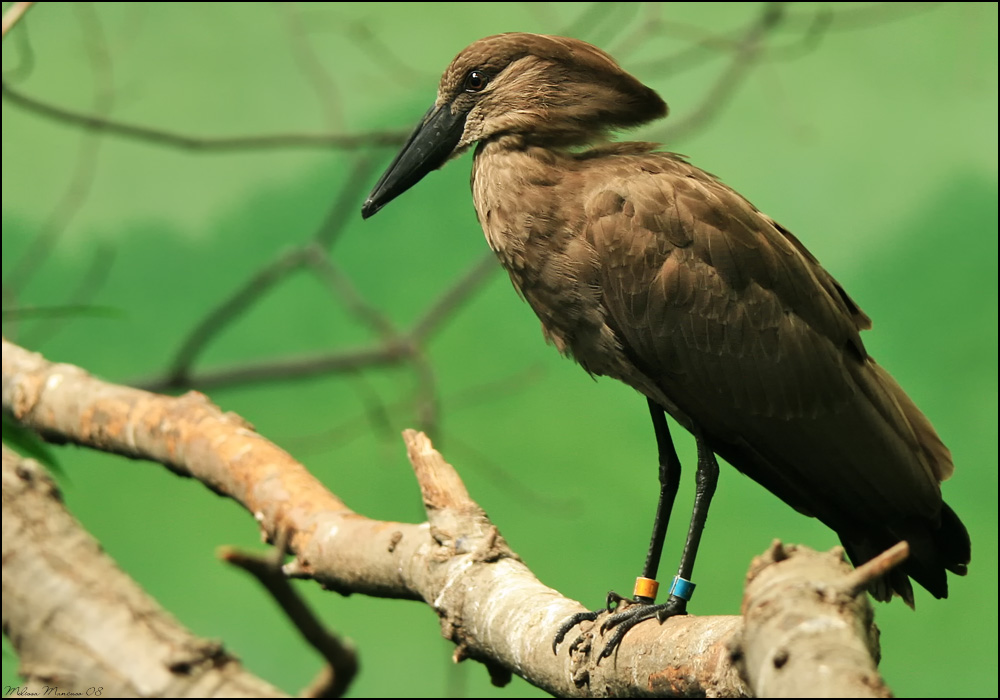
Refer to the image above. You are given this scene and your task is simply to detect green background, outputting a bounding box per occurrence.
[3,3,996,697]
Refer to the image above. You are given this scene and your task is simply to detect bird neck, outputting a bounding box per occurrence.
[471,138,568,258]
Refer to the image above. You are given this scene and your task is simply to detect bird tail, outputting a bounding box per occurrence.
[842,501,971,606]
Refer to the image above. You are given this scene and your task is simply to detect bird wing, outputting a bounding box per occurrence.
[580,150,949,528]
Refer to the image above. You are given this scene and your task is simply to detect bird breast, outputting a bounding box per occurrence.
[471,138,682,417]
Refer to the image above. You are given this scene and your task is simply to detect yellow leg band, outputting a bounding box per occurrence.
[634,576,659,600]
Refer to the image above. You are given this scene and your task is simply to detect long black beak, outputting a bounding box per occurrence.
[361,103,466,219]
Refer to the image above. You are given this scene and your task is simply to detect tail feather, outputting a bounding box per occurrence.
[939,502,971,576]
[841,500,970,605]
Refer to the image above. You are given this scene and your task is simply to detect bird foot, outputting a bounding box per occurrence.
[553,591,688,661]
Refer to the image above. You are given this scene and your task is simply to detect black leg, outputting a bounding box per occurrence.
[639,399,682,588]
[595,433,719,657]
[673,433,719,584]
[552,401,689,655]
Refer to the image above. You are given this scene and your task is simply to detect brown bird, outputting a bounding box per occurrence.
[361,32,970,655]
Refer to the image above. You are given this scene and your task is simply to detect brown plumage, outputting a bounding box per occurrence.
[362,32,970,647]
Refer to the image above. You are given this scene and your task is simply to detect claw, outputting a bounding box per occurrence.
[597,594,688,660]
[552,609,601,654]
[605,590,629,611]
[553,592,689,659]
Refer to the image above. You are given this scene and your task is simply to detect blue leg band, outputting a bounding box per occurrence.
[669,576,696,601]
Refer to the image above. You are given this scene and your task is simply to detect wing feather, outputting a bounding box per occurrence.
[580,152,948,530]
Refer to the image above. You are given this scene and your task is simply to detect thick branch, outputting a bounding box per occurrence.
[2,339,894,697]
[734,541,890,698]
[1,444,287,698]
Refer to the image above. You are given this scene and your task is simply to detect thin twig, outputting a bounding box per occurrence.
[841,541,911,597]
[407,348,440,438]
[163,247,314,387]
[346,21,426,86]
[160,155,378,387]
[781,1,942,33]
[559,2,623,44]
[140,250,496,394]
[627,13,755,76]
[606,2,667,60]
[5,4,115,297]
[220,534,358,698]
[411,251,497,343]
[1,304,121,322]
[146,344,413,393]
[276,2,344,131]
[314,156,377,250]
[279,364,546,456]
[655,2,787,144]
[1,83,409,152]
[304,248,398,341]
[20,245,117,348]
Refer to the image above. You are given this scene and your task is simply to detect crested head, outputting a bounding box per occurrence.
[439,33,667,149]
[362,33,667,218]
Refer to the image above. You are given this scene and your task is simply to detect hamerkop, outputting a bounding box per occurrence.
[361,33,971,655]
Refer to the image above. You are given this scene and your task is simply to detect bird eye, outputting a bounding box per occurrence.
[464,70,489,93]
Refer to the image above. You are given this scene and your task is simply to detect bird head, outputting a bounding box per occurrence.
[361,33,667,218]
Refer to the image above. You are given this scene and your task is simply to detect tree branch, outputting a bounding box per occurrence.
[220,536,358,698]
[1,1,34,39]
[735,541,891,697]
[1,82,408,152]
[2,338,899,696]
[1,444,288,698]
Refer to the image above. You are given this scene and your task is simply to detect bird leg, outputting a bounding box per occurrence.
[594,432,719,658]
[551,400,684,655]
[638,400,682,587]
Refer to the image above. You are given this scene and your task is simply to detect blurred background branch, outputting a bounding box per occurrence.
[1,83,411,150]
